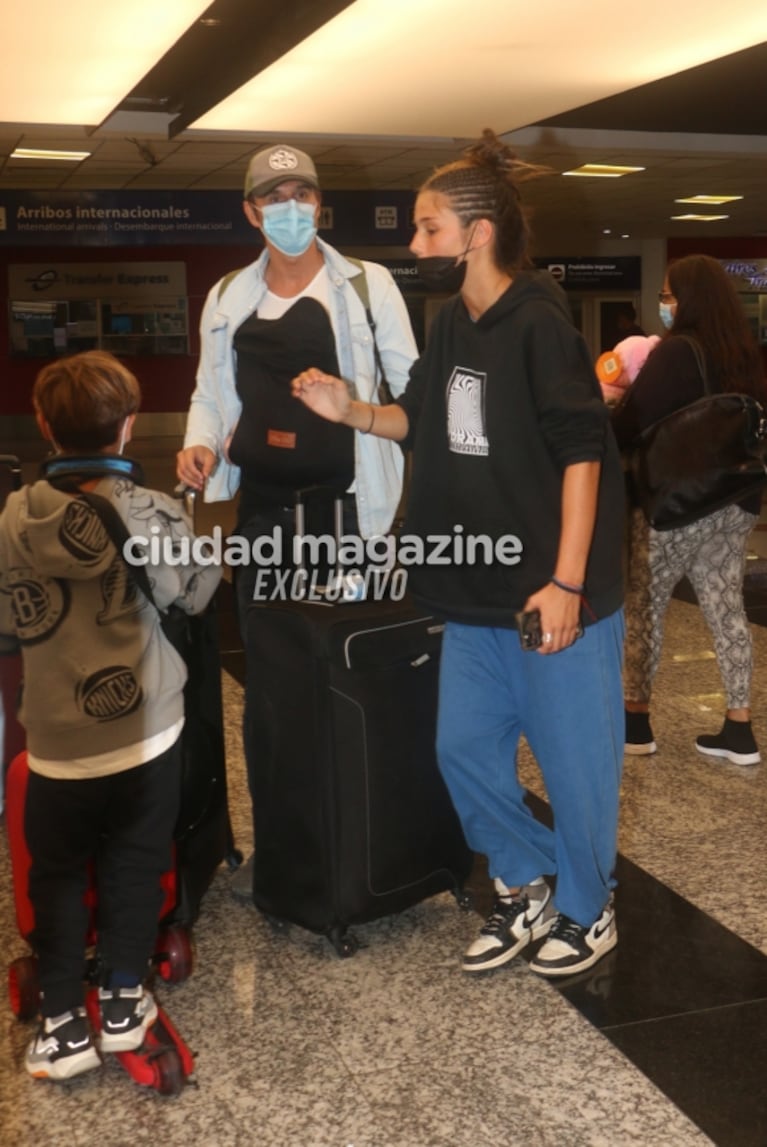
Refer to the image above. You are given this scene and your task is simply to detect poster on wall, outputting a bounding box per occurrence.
[8,261,189,357]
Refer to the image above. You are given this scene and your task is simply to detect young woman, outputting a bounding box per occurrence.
[292,130,625,978]
[612,253,766,765]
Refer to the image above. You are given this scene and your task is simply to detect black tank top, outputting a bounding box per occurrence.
[229,296,355,513]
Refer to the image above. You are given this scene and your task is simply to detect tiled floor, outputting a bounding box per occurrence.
[1,439,767,1146]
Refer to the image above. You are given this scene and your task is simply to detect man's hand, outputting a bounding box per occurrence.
[176,445,217,491]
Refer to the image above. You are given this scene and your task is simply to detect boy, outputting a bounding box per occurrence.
[0,351,221,1080]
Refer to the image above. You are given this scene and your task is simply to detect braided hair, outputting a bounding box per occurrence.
[421,129,547,273]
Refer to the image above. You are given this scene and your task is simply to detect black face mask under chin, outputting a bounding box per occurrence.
[416,255,468,293]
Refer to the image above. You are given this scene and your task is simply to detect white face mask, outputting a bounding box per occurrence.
[117,419,129,455]
[659,301,675,330]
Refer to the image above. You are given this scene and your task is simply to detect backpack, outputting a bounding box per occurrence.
[217,258,392,404]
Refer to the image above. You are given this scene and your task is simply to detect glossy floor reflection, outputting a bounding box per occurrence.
[2,440,767,1146]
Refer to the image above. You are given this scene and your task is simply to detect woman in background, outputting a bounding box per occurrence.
[612,253,766,764]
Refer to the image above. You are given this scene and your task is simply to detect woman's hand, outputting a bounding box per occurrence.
[291,368,352,424]
[524,581,583,654]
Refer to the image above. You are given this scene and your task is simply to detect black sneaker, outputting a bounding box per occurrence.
[98,986,158,1052]
[529,898,617,977]
[26,1008,101,1080]
[462,877,556,973]
[625,710,657,756]
[696,718,760,766]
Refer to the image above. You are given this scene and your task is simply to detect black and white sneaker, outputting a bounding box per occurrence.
[26,1008,101,1080]
[462,877,556,973]
[529,898,617,978]
[98,985,158,1052]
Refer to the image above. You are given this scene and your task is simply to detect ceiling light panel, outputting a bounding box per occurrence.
[674,194,744,204]
[563,164,646,177]
[11,148,91,161]
[191,0,767,138]
[671,213,730,221]
[2,2,212,125]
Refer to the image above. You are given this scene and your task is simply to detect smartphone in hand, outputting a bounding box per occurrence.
[515,608,542,651]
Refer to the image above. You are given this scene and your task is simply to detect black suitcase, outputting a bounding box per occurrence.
[164,596,239,926]
[244,594,473,955]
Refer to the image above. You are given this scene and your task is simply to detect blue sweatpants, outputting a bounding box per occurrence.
[436,611,625,927]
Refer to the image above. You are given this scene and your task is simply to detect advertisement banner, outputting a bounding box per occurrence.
[718,260,767,290]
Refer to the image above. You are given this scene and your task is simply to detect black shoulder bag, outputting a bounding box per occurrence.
[628,337,767,530]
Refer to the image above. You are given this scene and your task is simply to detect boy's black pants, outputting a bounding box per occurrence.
[24,740,181,1017]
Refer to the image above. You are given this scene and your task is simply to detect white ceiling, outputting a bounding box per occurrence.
[1,0,767,248]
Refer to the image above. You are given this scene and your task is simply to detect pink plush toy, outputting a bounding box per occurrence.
[596,334,660,403]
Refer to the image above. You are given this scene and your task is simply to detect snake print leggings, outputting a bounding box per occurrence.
[623,503,757,709]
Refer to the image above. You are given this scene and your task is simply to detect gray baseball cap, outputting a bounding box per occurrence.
[244,145,319,199]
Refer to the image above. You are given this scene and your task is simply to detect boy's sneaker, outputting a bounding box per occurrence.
[529,898,617,978]
[696,718,761,766]
[98,985,158,1052]
[26,1008,101,1080]
[462,877,556,973]
[625,710,656,756]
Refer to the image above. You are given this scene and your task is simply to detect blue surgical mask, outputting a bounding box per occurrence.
[259,199,317,257]
[659,301,675,330]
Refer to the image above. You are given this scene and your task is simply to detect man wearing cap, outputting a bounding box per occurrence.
[177,143,417,597]
[177,145,418,896]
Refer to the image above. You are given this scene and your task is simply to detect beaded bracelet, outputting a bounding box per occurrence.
[361,404,376,434]
[550,575,584,595]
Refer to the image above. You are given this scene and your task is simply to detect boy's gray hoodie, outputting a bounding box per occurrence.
[0,473,221,772]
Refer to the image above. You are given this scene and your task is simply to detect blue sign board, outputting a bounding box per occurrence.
[0,189,417,247]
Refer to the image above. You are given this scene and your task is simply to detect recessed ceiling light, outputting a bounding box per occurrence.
[671,213,730,222]
[11,148,91,161]
[675,195,743,205]
[563,164,645,178]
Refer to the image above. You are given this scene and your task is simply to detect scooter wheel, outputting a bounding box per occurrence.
[153,1046,186,1096]
[155,925,194,984]
[8,956,40,1021]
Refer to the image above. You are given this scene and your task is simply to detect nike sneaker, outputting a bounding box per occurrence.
[530,897,617,977]
[462,876,555,972]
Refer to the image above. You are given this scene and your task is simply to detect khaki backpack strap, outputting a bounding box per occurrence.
[345,257,392,404]
[346,256,371,312]
[217,266,247,303]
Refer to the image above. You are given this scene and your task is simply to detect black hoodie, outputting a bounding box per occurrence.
[397,271,624,627]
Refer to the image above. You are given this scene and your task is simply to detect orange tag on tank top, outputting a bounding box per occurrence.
[267,429,296,449]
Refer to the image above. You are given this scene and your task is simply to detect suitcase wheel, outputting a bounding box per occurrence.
[327,926,359,959]
[453,889,474,912]
[226,848,244,871]
[261,911,288,932]
[8,955,40,1021]
[154,925,194,984]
